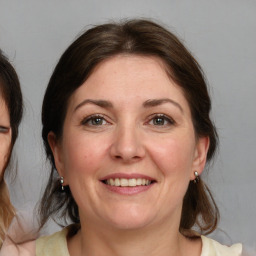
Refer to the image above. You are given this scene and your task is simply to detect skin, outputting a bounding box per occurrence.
[0,94,34,253]
[0,95,11,180]
[49,55,209,256]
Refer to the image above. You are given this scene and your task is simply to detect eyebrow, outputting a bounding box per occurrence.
[74,99,113,112]
[74,98,183,113]
[143,98,184,113]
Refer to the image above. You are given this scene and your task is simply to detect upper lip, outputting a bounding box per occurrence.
[100,173,155,181]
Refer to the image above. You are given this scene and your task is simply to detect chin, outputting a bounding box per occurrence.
[109,218,152,231]
[102,206,155,231]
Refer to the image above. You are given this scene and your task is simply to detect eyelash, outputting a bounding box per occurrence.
[0,126,9,133]
[147,114,175,127]
[80,114,175,128]
[80,114,109,126]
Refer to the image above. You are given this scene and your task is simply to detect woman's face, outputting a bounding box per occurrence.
[0,95,11,180]
[50,55,209,230]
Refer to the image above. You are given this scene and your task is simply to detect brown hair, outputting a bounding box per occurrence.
[40,19,219,235]
[0,50,23,244]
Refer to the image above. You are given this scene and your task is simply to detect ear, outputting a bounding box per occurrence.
[48,131,67,184]
[190,136,210,180]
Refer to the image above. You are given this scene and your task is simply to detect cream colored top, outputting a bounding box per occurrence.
[36,226,242,256]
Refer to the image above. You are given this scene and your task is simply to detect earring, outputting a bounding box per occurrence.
[193,171,200,184]
[60,176,64,191]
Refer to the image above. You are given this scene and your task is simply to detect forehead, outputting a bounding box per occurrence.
[0,95,10,119]
[0,80,8,105]
[68,55,190,112]
[0,92,6,107]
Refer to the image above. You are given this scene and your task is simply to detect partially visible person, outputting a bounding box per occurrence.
[0,50,35,255]
[0,49,23,246]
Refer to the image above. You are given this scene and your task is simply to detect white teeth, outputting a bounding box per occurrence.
[120,178,129,186]
[136,178,142,185]
[105,178,152,187]
[115,178,120,186]
[128,178,136,187]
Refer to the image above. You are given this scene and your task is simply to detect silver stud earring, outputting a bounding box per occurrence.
[60,176,64,190]
[193,171,200,184]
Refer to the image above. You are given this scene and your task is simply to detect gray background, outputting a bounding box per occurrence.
[0,0,255,249]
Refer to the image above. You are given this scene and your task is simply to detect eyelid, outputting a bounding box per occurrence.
[80,114,110,126]
[146,113,176,125]
[0,126,10,133]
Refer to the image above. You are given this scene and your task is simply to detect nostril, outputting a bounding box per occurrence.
[109,133,146,162]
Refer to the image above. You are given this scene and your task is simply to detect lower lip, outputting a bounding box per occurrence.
[102,182,154,195]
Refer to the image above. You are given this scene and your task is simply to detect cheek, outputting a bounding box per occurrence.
[0,142,11,177]
[62,133,109,178]
[0,158,4,178]
[148,135,195,178]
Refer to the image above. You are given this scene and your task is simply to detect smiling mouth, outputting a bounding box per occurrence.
[102,178,155,187]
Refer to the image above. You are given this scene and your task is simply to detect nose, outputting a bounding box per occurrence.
[110,123,145,163]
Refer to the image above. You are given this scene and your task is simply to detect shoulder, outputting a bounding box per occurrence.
[36,225,76,256]
[0,240,35,256]
[0,209,37,256]
[36,228,69,256]
[201,236,242,256]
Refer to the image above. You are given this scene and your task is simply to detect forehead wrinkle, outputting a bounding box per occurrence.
[143,98,184,113]
[74,99,113,113]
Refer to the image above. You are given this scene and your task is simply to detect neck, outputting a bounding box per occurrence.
[68,214,201,256]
